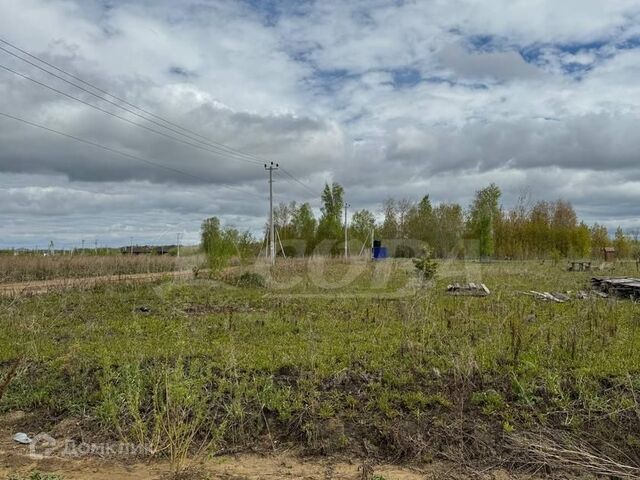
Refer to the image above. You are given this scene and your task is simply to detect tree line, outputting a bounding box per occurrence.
[202,182,640,261]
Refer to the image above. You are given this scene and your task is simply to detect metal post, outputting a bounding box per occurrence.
[264,162,279,265]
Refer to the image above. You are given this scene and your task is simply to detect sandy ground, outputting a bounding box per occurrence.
[4,399,601,480]
[0,445,535,480]
[0,412,550,480]
[0,270,196,297]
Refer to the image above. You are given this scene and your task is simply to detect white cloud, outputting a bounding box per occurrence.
[1,0,640,247]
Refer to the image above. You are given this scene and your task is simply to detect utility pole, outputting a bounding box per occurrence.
[264,162,279,265]
[371,226,375,260]
[81,239,85,254]
[130,237,134,255]
[344,202,350,260]
[176,233,182,258]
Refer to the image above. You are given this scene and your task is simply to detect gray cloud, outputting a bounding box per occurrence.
[383,113,640,175]
[438,44,545,81]
[1,0,640,247]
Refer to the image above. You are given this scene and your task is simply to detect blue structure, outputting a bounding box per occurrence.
[372,240,387,259]
[372,246,387,259]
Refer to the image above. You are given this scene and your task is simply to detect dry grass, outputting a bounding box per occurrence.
[508,429,640,478]
[0,254,203,284]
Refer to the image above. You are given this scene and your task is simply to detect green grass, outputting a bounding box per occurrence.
[6,473,65,480]
[1,259,639,466]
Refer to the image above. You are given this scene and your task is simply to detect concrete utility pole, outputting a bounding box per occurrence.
[371,226,374,260]
[81,239,85,254]
[130,237,134,255]
[344,202,350,260]
[264,162,279,265]
[176,233,182,258]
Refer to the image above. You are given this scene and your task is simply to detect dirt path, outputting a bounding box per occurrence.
[0,270,197,297]
[0,414,571,479]
[0,445,535,480]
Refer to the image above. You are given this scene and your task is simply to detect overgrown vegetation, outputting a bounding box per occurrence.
[264,182,640,260]
[6,473,65,480]
[1,259,639,476]
[201,217,254,271]
[412,249,438,283]
[0,255,198,284]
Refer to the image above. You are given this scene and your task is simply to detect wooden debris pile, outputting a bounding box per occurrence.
[523,291,570,303]
[576,290,608,299]
[567,261,592,272]
[591,277,640,299]
[446,283,490,297]
[522,290,609,303]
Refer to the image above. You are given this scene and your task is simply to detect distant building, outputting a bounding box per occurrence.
[121,245,175,255]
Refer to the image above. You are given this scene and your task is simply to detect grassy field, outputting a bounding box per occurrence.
[0,254,203,284]
[1,258,639,477]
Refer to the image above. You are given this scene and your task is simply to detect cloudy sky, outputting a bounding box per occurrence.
[1,0,640,248]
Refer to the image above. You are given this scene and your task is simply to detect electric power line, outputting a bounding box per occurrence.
[0,37,324,203]
[277,167,322,197]
[0,62,263,166]
[0,37,265,165]
[0,44,263,165]
[0,110,266,200]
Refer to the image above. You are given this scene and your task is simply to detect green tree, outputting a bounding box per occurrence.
[316,182,344,253]
[614,226,630,259]
[590,223,610,257]
[467,183,501,258]
[274,201,297,241]
[201,217,221,255]
[201,217,253,270]
[573,222,592,258]
[433,203,464,258]
[527,201,552,257]
[495,193,529,259]
[379,198,398,240]
[350,209,376,247]
[406,195,435,245]
[396,198,413,239]
[551,200,577,256]
[292,202,317,255]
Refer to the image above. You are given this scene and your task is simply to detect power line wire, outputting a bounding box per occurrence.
[0,38,265,165]
[0,62,262,166]
[0,110,266,200]
[0,37,324,200]
[278,167,322,197]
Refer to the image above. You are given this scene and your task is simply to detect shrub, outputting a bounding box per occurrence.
[235,272,266,288]
[7,473,65,480]
[413,249,438,282]
[471,389,505,415]
[550,248,562,266]
[201,217,254,271]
